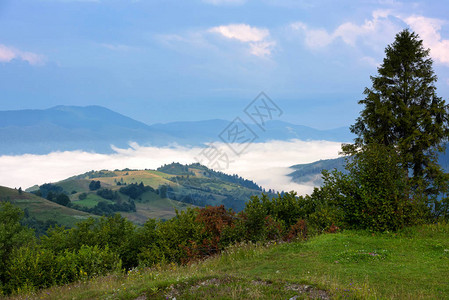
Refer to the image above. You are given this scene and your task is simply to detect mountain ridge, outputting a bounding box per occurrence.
[0,105,354,155]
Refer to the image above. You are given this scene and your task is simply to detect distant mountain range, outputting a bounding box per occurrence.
[289,157,347,186]
[0,105,354,155]
[289,151,449,186]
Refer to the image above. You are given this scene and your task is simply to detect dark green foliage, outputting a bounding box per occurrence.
[55,193,71,206]
[42,215,137,269]
[78,192,87,200]
[0,192,322,295]
[119,182,154,200]
[0,202,35,292]
[34,183,63,199]
[89,180,101,191]
[157,162,194,175]
[241,192,314,240]
[89,199,136,215]
[5,244,121,294]
[96,188,118,200]
[166,163,262,191]
[350,29,449,198]
[21,217,59,237]
[158,184,167,198]
[4,177,443,295]
[135,219,165,266]
[33,183,71,207]
[67,170,117,180]
[306,29,449,233]
[311,144,428,231]
[163,173,271,212]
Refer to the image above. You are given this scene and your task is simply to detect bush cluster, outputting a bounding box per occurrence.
[0,192,311,295]
[307,144,448,232]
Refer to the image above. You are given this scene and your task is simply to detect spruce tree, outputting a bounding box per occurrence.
[349,29,449,197]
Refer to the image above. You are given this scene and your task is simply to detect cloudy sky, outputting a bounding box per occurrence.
[1,0,448,129]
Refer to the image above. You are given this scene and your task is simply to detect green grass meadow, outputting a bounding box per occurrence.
[72,193,115,208]
[10,222,449,299]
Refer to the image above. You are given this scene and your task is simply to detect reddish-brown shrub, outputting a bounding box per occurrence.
[196,205,235,237]
[264,215,285,241]
[326,223,340,233]
[285,219,308,241]
[181,205,235,264]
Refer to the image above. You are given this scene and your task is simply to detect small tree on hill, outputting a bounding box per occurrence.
[89,180,101,191]
[55,194,71,206]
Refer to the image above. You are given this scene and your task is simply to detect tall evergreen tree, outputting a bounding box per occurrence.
[348,29,449,196]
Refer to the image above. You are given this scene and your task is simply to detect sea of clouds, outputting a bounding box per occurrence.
[0,139,343,195]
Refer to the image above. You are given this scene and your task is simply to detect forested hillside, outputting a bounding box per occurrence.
[18,163,271,225]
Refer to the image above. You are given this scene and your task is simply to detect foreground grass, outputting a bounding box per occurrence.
[9,222,449,299]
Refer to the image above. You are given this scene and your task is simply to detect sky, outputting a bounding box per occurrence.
[1,0,449,129]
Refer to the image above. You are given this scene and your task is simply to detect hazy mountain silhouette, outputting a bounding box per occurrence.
[0,105,354,155]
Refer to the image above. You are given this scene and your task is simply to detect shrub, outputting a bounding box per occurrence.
[55,194,70,206]
[263,215,285,241]
[314,144,429,231]
[285,219,308,241]
[5,244,121,293]
[56,245,121,282]
[156,208,204,264]
[5,246,55,293]
[119,182,154,200]
[0,202,35,293]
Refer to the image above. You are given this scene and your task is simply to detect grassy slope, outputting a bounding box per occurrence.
[57,170,193,223]
[73,193,115,208]
[12,223,449,299]
[121,190,192,224]
[54,167,260,224]
[87,170,175,189]
[0,186,93,228]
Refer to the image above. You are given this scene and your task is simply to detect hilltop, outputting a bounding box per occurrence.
[25,162,269,225]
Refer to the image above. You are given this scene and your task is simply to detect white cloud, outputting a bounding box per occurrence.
[0,44,45,65]
[291,10,449,69]
[0,140,343,196]
[291,22,333,48]
[210,24,269,42]
[248,41,276,57]
[291,9,398,50]
[158,24,276,59]
[404,15,449,66]
[209,24,275,57]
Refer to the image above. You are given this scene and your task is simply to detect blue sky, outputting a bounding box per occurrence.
[0,0,448,129]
